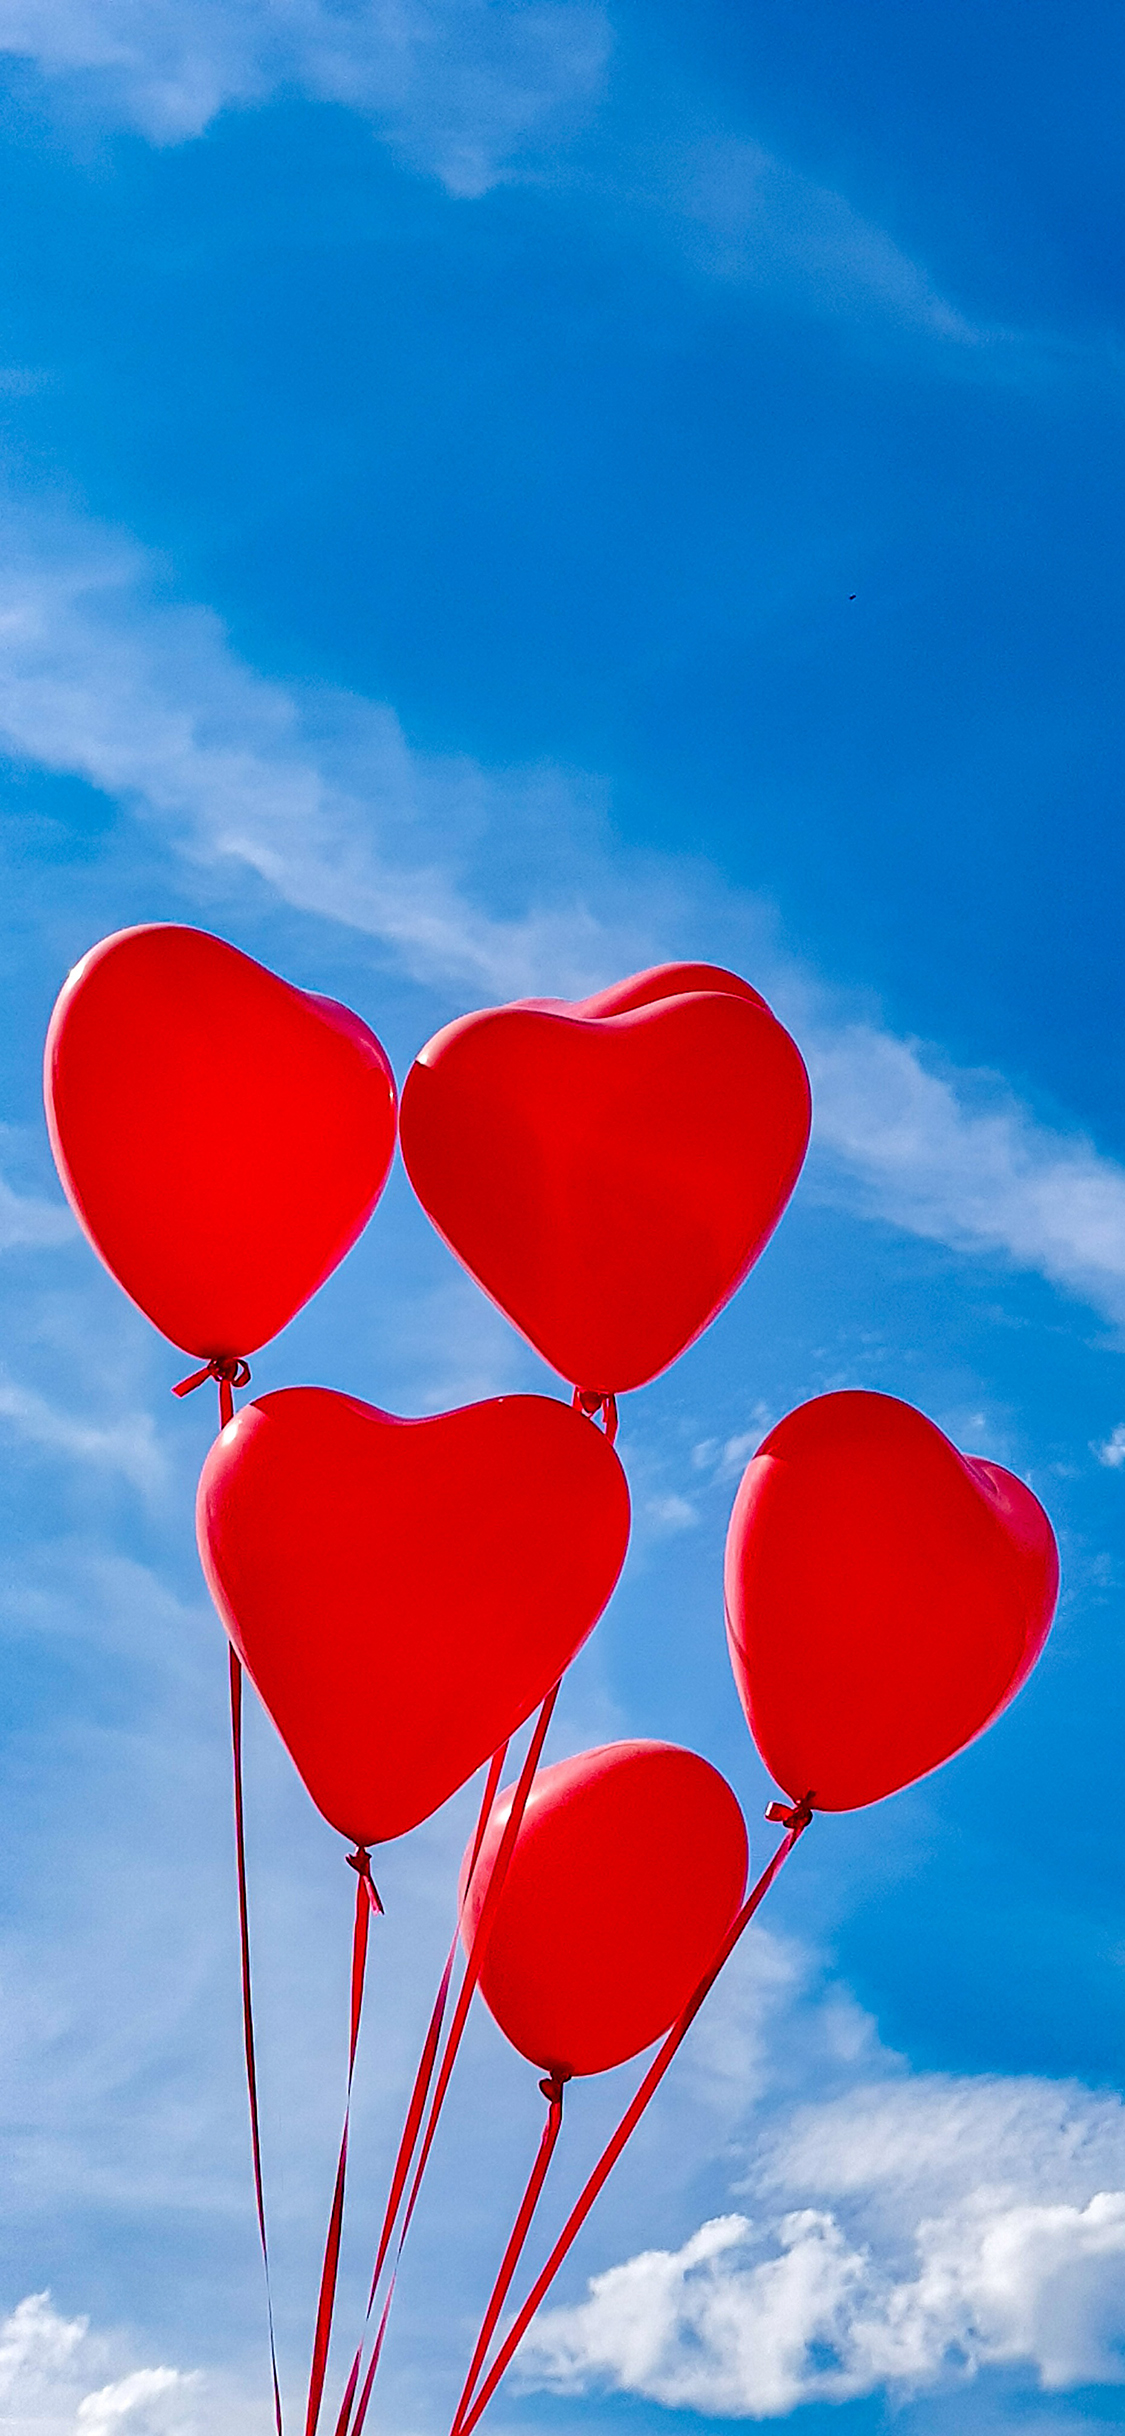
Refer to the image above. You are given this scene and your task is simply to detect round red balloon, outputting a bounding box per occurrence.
[461,1741,748,2078]
[724,1390,1059,1812]
[45,924,397,1360]
[399,962,811,1396]
[198,1388,631,1848]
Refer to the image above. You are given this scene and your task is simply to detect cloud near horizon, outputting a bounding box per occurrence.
[521,2072,1125,2415]
[0,2290,211,2434]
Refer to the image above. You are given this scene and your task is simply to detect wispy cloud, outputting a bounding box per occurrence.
[643,1491,700,1533]
[801,1016,1125,1326]
[0,0,610,193]
[0,0,1106,384]
[4,490,1125,1337]
[0,0,1060,366]
[0,1370,167,1494]
[0,500,650,999]
[0,1166,73,1249]
[523,2072,1125,2413]
[647,133,987,348]
[691,1412,777,1484]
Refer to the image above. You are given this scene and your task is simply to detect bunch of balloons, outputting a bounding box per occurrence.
[43,924,1060,2436]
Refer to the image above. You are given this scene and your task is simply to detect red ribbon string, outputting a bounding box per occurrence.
[330,1749,511,2436]
[330,2346,362,2436]
[570,1388,618,1447]
[337,2264,396,2436]
[230,1649,285,2436]
[449,2077,568,2436]
[338,1688,561,2436]
[368,1742,509,2312]
[391,1686,560,2263]
[304,1846,383,2436]
[210,1365,273,2426]
[329,1915,475,2436]
[172,1355,251,1416]
[453,1803,815,2436]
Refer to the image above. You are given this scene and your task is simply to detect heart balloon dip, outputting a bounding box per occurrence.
[197,1387,631,1847]
[399,962,811,1396]
[724,1389,1059,1812]
[45,924,397,1360]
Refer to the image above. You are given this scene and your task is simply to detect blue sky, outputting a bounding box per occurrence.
[1,4,1125,2431]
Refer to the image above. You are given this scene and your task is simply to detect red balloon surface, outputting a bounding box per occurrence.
[724,1390,1059,1812]
[197,1387,630,1847]
[461,1740,748,2077]
[45,924,397,1359]
[398,961,811,1395]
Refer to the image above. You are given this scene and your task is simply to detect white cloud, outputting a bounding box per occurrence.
[0,1371,167,1493]
[644,1492,700,1532]
[0,501,651,1000]
[1095,1424,1125,1469]
[691,1414,776,1482]
[755,2071,1125,2214]
[0,0,609,193]
[0,1167,73,1249]
[0,2293,209,2434]
[523,2196,1125,2413]
[803,1017,1125,1325]
[0,0,1029,363]
[4,491,1125,1337]
[657,135,985,349]
[522,2073,1125,2414]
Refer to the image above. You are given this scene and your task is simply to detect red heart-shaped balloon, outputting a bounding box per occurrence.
[45,924,396,1360]
[399,962,811,1395]
[461,1740,748,2078]
[724,1390,1059,1812]
[197,1387,631,1846]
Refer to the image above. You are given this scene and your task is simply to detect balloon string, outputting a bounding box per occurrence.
[449,2077,568,2436]
[366,1743,509,2317]
[172,1355,251,1411]
[230,1648,285,2436]
[453,1799,815,2436]
[570,1388,618,1447]
[329,1797,502,2436]
[338,1689,560,2436]
[391,1686,559,2265]
[304,1847,383,2436]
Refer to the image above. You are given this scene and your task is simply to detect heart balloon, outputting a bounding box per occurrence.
[197,1387,630,1847]
[461,1740,748,2077]
[45,924,397,1360]
[724,1390,1059,1812]
[398,961,811,1396]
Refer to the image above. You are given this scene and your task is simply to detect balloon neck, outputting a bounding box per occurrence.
[572,1388,618,1447]
[538,2073,569,2108]
[765,1793,816,1831]
[172,1355,252,1430]
[347,1845,384,1914]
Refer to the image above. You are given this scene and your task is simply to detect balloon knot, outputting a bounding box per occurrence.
[571,1388,618,1447]
[172,1355,252,1399]
[538,2074,569,2106]
[765,1793,815,1831]
[347,1845,384,1912]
